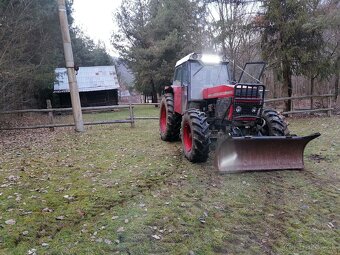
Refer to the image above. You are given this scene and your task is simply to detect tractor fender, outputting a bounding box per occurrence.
[163,86,174,94]
[162,85,184,114]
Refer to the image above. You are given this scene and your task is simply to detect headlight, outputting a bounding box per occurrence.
[251,107,257,113]
[235,106,242,113]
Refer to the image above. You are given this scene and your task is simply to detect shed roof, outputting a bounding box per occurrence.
[54,66,120,93]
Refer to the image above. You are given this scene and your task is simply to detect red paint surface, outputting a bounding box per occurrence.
[173,86,182,114]
[234,99,262,103]
[234,117,257,121]
[228,105,234,120]
[183,120,192,152]
[203,85,234,99]
[160,104,167,132]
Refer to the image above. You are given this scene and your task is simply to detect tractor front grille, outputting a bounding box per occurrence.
[234,84,264,99]
[233,101,262,118]
[233,84,265,119]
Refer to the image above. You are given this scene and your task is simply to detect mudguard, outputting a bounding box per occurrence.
[215,133,321,173]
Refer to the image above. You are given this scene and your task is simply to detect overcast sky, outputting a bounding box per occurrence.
[72,0,122,55]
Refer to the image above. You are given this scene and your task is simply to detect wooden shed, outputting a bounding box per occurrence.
[54,66,120,107]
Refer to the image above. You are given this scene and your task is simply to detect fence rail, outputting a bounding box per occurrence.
[264,93,334,102]
[0,102,135,130]
[0,94,336,131]
[0,104,134,114]
[264,93,335,116]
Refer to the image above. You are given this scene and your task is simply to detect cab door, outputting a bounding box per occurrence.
[173,63,189,114]
[238,62,266,84]
[181,62,189,113]
[172,66,182,114]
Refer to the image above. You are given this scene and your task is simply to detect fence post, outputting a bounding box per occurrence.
[46,99,55,131]
[129,104,135,128]
[327,96,332,117]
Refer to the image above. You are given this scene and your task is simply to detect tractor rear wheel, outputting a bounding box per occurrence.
[181,109,211,162]
[261,109,289,136]
[159,93,181,141]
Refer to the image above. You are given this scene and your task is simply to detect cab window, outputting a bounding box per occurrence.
[182,63,189,86]
[173,66,182,86]
[190,61,230,100]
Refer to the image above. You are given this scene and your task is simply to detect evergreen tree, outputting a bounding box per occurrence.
[261,0,328,111]
[113,0,207,101]
[303,0,340,101]
[70,28,113,67]
[0,0,113,110]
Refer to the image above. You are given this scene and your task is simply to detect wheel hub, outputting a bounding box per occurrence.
[183,121,192,152]
[160,105,167,133]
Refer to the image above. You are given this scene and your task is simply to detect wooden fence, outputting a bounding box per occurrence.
[0,94,336,130]
[0,102,135,130]
[264,94,335,116]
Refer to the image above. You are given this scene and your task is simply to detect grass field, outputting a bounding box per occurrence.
[0,108,339,255]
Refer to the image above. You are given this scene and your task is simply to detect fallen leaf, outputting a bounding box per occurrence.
[5,219,16,225]
[117,227,125,232]
[152,234,161,240]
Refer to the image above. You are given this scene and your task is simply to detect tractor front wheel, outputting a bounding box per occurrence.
[261,109,289,136]
[159,93,181,141]
[181,109,210,162]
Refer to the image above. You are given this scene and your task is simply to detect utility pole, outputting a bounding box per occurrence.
[58,0,84,132]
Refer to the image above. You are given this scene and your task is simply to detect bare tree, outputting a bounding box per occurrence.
[206,0,262,78]
[0,0,60,110]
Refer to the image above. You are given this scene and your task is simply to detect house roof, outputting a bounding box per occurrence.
[54,66,120,93]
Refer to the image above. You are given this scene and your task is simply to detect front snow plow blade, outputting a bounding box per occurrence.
[215,133,320,173]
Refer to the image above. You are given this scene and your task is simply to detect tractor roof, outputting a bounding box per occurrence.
[175,53,196,67]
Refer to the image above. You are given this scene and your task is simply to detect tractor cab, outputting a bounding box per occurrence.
[171,53,266,120]
[173,53,231,103]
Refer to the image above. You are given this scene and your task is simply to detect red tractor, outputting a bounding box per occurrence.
[159,53,320,172]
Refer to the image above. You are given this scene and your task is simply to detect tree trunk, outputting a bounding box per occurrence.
[273,69,279,98]
[310,77,315,110]
[150,78,158,105]
[282,60,292,112]
[334,56,340,101]
[335,71,339,100]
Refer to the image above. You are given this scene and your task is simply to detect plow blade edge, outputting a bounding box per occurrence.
[215,133,320,173]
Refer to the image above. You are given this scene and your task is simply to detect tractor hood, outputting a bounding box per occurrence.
[202,85,235,99]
